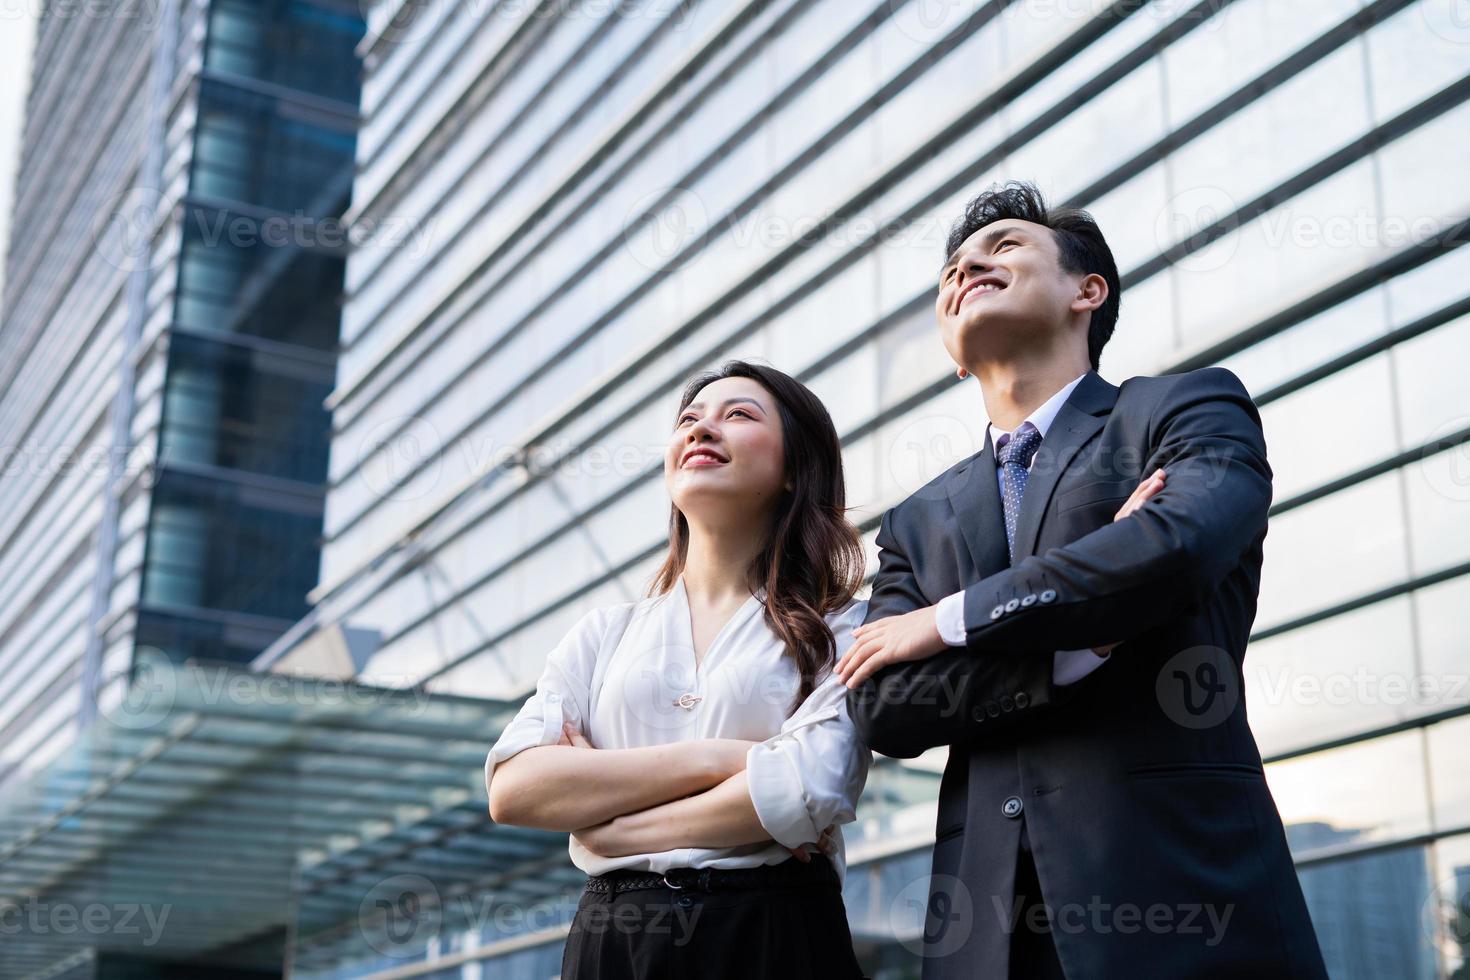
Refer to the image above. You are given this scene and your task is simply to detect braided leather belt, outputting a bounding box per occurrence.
[585,855,836,894]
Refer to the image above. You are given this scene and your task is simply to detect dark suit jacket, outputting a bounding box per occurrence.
[847,367,1327,979]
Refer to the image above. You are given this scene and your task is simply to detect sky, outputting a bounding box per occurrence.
[0,8,38,308]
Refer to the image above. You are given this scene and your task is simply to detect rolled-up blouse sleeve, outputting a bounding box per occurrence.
[745,600,873,849]
[483,607,606,795]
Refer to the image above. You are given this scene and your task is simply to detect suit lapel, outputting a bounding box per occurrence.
[946,427,1010,580]
[1011,370,1119,561]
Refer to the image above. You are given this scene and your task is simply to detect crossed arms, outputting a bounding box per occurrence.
[843,368,1273,758]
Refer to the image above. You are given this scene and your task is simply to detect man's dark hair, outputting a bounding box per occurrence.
[943,180,1120,371]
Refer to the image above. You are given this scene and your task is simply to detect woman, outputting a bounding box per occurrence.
[485,359,871,979]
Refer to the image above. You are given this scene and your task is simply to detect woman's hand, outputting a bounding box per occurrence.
[1113,467,1165,522]
[557,722,593,748]
[784,823,837,863]
[1090,468,1168,657]
[572,817,625,858]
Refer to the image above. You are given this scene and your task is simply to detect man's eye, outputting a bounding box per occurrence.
[997,239,1019,251]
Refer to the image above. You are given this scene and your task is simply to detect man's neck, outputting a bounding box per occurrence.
[973,357,1090,432]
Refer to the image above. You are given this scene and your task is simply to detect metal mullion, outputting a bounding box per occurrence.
[40,765,463,807]
[1,799,351,838]
[81,743,480,786]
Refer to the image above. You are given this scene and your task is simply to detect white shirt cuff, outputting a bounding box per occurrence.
[935,590,968,646]
[484,690,566,795]
[935,590,1109,686]
[1054,647,1108,686]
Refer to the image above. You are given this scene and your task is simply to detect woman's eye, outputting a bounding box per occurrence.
[679,410,751,425]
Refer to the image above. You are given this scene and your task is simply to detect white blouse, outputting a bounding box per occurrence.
[484,576,871,885]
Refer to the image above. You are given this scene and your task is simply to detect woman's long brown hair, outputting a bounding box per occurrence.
[647,360,866,716]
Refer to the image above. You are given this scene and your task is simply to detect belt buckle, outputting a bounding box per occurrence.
[661,867,709,891]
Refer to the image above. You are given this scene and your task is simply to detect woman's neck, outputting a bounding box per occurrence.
[681,519,765,604]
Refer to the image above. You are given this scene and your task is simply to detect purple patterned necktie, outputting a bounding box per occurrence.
[996,420,1043,564]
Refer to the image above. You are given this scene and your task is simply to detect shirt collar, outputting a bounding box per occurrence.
[988,371,1089,451]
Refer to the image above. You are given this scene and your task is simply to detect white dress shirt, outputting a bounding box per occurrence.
[484,575,871,885]
[933,372,1110,686]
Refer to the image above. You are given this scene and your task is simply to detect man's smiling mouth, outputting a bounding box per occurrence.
[957,279,1007,311]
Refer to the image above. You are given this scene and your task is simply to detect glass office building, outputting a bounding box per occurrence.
[5,0,1469,977]
[0,0,364,976]
[246,0,1470,975]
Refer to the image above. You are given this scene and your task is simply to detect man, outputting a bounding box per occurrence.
[836,181,1327,978]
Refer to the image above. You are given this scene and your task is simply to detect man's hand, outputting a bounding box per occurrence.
[836,605,948,690]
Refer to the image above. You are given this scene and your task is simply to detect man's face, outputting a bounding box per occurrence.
[935,218,1091,370]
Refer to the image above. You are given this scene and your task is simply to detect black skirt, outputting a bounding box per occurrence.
[561,855,867,980]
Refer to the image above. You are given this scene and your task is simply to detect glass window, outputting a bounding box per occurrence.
[1258,354,1399,502]
[1219,288,1389,396]
[1296,843,1440,980]
[1267,730,1431,855]
[1412,575,1470,721]
[1256,470,1410,631]
[1244,596,1418,758]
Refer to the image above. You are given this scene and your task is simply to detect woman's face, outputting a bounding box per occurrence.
[665,376,788,524]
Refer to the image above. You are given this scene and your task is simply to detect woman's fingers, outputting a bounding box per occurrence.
[1113,468,1165,522]
[560,722,594,749]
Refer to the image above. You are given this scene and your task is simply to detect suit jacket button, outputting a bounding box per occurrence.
[1014,691,1030,709]
[990,604,1005,620]
[1039,589,1057,603]
[1020,594,1037,607]
[1002,796,1023,818]
[1004,598,1020,613]
[985,701,1001,718]
[971,706,985,722]
[1000,695,1014,712]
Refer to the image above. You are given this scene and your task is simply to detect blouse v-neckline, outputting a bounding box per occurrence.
[673,576,765,674]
